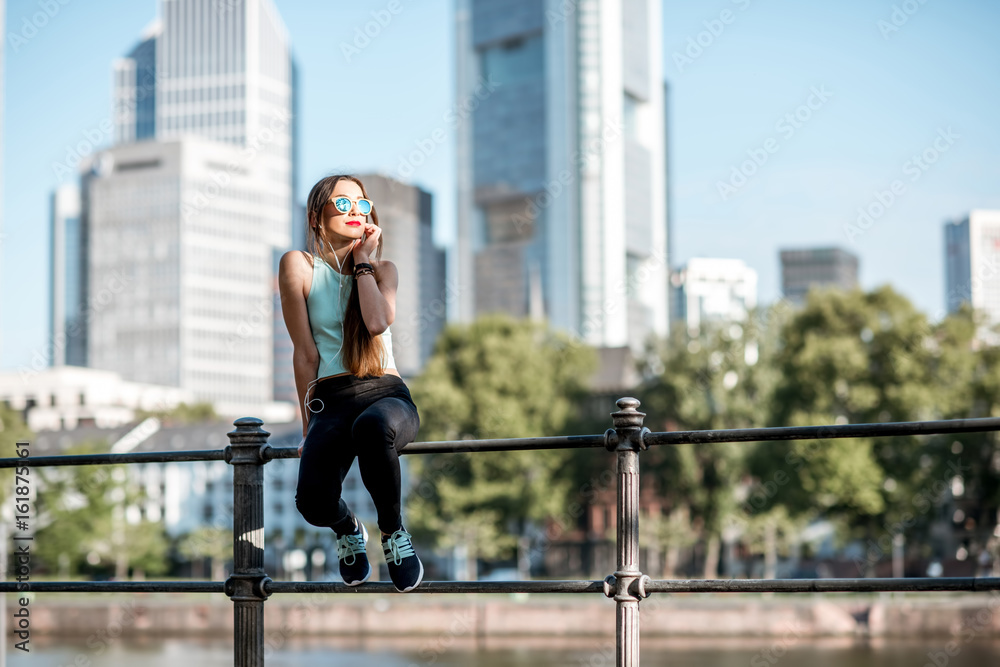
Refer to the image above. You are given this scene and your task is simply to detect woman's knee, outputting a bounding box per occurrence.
[295,480,341,526]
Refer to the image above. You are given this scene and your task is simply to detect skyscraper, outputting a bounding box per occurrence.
[75,0,295,417]
[49,184,86,366]
[780,247,859,306]
[113,25,158,144]
[1,0,5,362]
[455,0,669,354]
[945,210,1000,323]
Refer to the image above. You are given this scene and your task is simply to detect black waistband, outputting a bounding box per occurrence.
[314,373,404,392]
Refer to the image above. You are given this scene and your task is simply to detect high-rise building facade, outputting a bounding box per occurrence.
[670,258,758,335]
[113,26,158,144]
[945,210,1000,323]
[63,0,296,417]
[1,0,5,360]
[358,173,447,379]
[49,184,87,366]
[84,139,293,418]
[780,247,859,306]
[455,0,669,354]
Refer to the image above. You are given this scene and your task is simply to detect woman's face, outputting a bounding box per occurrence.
[316,179,369,243]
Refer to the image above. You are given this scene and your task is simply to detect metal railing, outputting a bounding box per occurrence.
[4,397,1000,666]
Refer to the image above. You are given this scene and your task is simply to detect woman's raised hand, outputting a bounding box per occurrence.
[352,223,380,261]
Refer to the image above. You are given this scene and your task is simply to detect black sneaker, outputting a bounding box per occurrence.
[335,520,372,586]
[381,527,424,592]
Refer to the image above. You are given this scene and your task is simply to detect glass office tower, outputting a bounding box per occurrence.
[455,0,669,353]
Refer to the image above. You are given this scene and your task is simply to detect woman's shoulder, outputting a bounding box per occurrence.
[282,250,319,268]
[278,249,315,283]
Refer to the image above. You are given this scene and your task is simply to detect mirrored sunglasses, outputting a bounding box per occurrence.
[331,196,373,216]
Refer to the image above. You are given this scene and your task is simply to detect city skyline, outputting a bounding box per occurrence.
[4,0,1000,370]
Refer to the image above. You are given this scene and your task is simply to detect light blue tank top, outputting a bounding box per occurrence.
[306,253,396,378]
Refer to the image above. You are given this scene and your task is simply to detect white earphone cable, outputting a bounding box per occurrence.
[303,237,359,416]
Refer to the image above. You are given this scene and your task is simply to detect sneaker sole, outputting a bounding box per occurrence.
[396,558,424,593]
[344,562,372,587]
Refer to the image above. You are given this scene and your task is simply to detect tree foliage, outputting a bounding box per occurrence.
[406,314,598,565]
[33,440,170,578]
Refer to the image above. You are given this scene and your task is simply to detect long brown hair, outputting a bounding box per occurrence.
[305,174,387,378]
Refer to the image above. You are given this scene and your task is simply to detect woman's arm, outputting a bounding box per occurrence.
[278,250,320,438]
[353,224,398,335]
[355,259,398,336]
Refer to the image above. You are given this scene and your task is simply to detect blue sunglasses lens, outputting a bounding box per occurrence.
[333,197,373,215]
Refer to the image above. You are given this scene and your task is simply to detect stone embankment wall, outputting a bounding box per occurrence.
[13,594,1000,638]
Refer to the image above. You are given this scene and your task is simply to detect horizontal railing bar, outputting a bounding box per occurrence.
[8,417,1000,470]
[646,417,1000,447]
[266,580,606,594]
[0,581,224,593]
[0,450,227,468]
[644,577,1000,594]
[9,577,997,596]
[398,434,608,455]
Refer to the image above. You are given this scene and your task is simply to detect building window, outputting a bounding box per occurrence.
[623,93,640,142]
[480,32,543,86]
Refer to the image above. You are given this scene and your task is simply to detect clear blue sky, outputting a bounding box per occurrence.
[3,0,999,370]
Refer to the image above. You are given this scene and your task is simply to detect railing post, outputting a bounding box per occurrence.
[604,397,650,667]
[225,418,272,667]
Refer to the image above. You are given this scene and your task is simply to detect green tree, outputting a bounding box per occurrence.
[178,526,232,580]
[33,440,169,578]
[0,405,35,508]
[34,440,119,577]
[135,401,217,425]
[749,286,958,574]
[406,314,598,578]
[638,303,786,577]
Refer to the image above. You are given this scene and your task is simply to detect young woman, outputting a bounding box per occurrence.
[278,174,423,592]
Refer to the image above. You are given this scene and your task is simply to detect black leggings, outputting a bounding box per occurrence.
[295,373,420,536]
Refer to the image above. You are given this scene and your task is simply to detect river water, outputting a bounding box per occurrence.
[7,635,1000,666]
